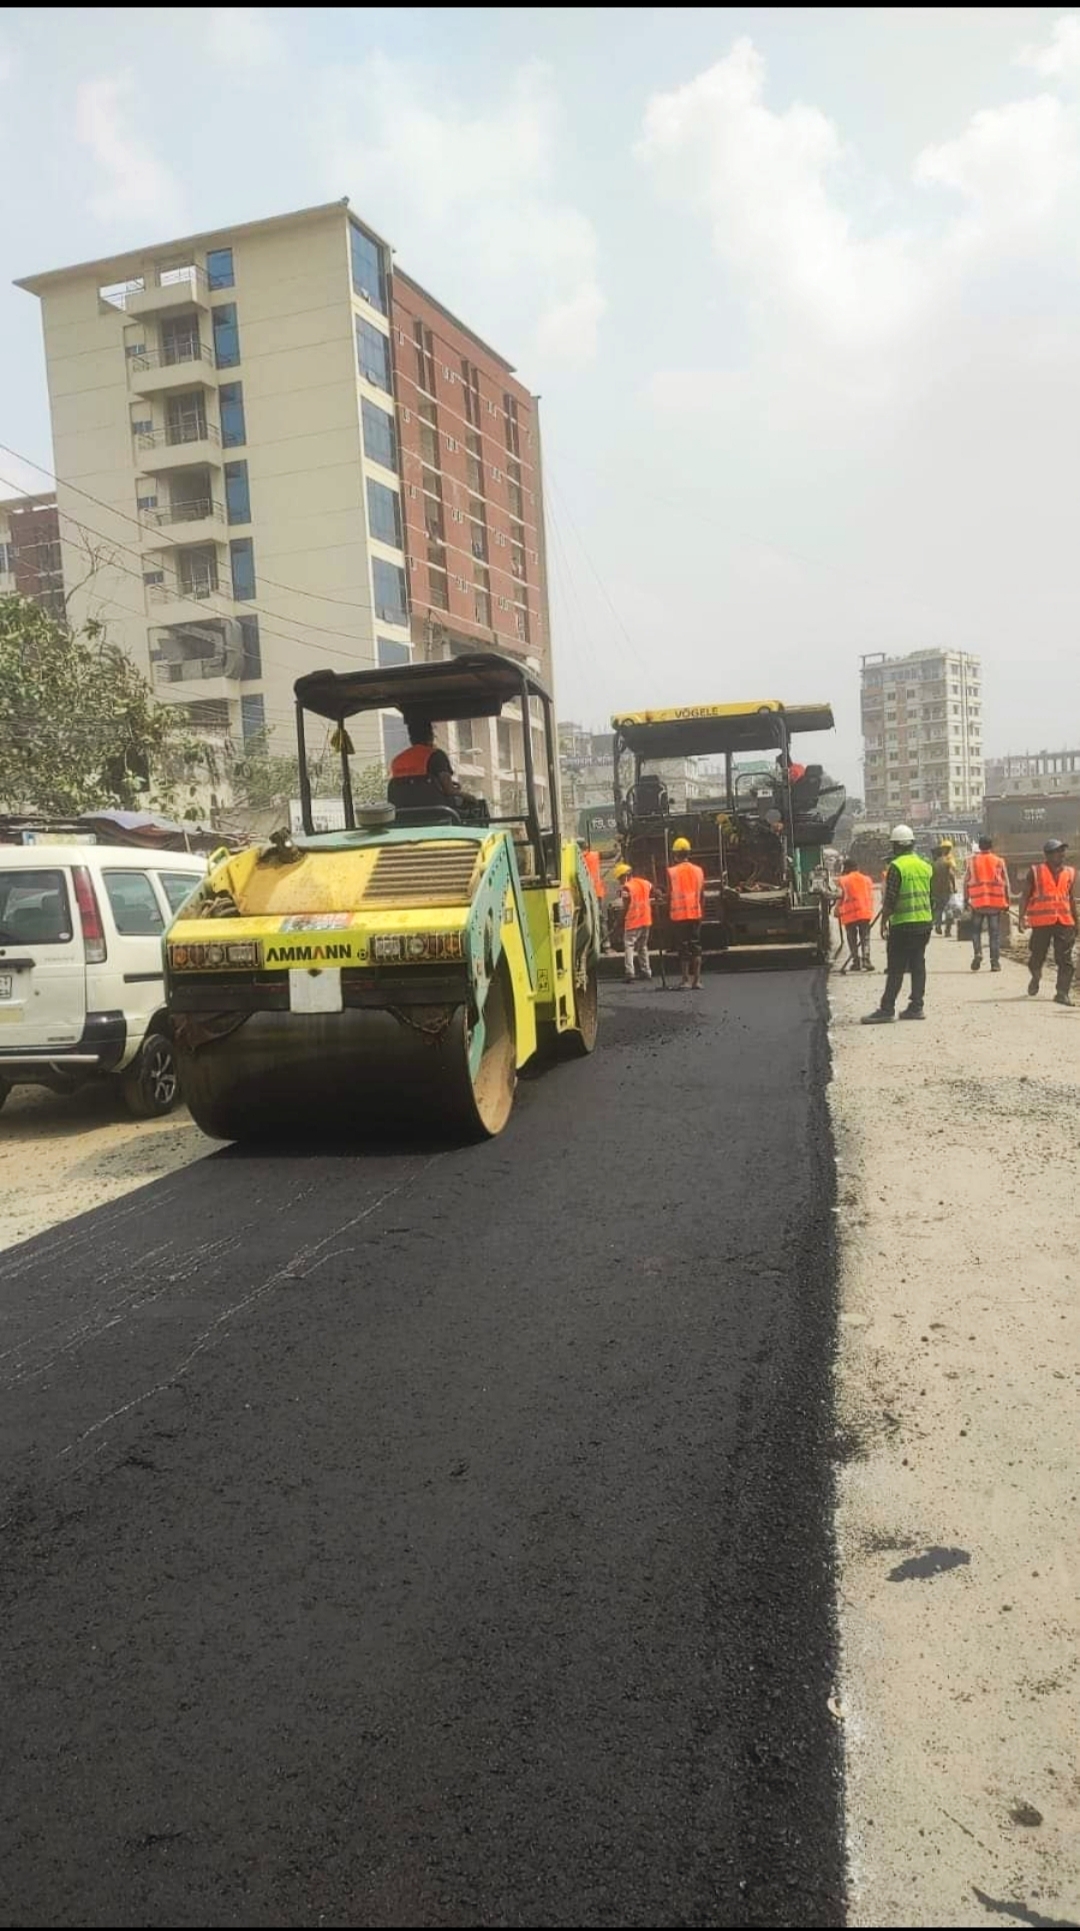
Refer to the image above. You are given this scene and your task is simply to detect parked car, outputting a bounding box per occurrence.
[0,844,207,1118]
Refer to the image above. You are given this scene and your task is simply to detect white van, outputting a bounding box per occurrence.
[0,844,207,1118]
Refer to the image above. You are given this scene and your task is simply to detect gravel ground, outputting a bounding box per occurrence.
[830,934,1080,1929]
[0,1085,213,1253]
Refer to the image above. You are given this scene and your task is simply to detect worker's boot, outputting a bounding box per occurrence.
[1028,975,1040,997]
[861,1008,895,1024]
[970,954,981,971]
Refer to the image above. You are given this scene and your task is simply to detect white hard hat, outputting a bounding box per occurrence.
[890,823,915,844]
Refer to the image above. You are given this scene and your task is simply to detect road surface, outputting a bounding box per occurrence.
[0,974,843,1929]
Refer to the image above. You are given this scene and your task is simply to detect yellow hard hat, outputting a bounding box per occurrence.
[939,837,953,850]
[613,861,632,877]
[672,836,691,853]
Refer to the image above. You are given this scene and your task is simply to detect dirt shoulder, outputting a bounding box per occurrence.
[0,1085,213,1253]
[829,935,1080,1927]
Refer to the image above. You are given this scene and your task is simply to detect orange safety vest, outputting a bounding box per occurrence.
[623,875,653,931]
[1026,862,1076,927]
[390,743,435,778]
[667,860,704,922]
[837,871,873,924]
[583,849,605,899]
[966,851,1009,912]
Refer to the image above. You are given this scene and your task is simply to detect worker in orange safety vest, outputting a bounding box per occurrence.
[389,714,457,799]
[1018,839,1077,1005]
[835,857,875,973]
[614,860,657,984]
[666,836,706,989]
[581,844,614,951]
[964,835,1010,973]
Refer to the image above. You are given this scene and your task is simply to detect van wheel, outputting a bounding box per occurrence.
[123,1032,180,1119]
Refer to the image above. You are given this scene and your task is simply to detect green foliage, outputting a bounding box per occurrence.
[229,731,387,811]
[0,594,196,816]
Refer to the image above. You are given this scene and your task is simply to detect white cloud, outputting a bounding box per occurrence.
[1016,13,1080,78]
[204,7,285,68]
[321,58,604,368]
[75,73,183,226]
[916,94,1080,242]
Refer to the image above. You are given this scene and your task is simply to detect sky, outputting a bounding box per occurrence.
[3,6,1080,795]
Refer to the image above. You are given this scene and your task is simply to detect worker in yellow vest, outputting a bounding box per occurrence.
[862,825,934,1024]
[1018,840,1077,1005]
[666,836,706,990]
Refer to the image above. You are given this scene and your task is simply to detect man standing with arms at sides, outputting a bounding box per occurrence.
[615,860,656,984]
[667,836,706,990]
[1018,839,1077,1006]
[931,838,958,936]
[835,856,875,972]
[862,825,934,1024]
[964,834,1010,973]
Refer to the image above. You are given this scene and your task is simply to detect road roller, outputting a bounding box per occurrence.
[165,651,602,1141]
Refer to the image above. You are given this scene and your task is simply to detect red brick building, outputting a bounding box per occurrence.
[391,272,551,812]
[0,492,65,621]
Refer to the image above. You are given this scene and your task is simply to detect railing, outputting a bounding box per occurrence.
[127,340,213,372]
[148,575,220,604]
[153,652,234,685]
[142,498,224,528]
[103,262,209,312]
[135,421,221,450]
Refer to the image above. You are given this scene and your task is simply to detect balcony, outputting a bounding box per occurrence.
[124,263,211,320]
[140,496,227,549]
[127,340,216,397]
[135,419,222,473]
[149,623,242,706]
[146,567,228,628]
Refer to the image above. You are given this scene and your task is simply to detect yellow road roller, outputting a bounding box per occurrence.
[166,652,601,1140]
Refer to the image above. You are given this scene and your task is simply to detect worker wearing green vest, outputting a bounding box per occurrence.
[862,825,934,1024]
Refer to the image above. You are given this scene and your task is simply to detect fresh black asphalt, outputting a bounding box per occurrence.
[0,973,844,1928]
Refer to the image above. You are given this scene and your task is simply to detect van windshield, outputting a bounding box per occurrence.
[0,870,73,945]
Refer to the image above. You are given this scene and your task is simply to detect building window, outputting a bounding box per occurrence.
[475,564,491,629]
[350,223,387,313]
[362,397,397,470]
[356,318,391,392]
[497,719,514,769]
[428,568,449,612]
[462,360,481,427]
[507,479,524,520]
[0,542,14,574]
[504,394,520,457]
[377,636,411,668]
[241,693,266,745]
[372,557,407,624]
[212,303,240,369]
[413,320,436,394]
[161,314,202,366]
[382,712,409,764]
[466,453,483,495]
[366,479,402,548]
[230,537,256,601]
[206,247,234,291]
[220,381,246,448]
[239,615,261,679]
[224,460,251,524]
[511,543,527,581]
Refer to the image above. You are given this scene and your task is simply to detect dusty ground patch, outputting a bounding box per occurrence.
[830,935,1080,1928]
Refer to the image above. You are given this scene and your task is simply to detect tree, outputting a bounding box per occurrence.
[229,729,386,813]
[0,594,196,817]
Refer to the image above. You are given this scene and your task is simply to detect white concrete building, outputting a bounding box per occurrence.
[860,649,983,824]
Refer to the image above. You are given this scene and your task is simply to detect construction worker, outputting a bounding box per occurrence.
[389,714,457,799]
[862,824,934,1024]
[1018,839,1077,1005]
[835,855,875,972]
[616,860,656,983]
[964,835,1010,973]
[667,836,705,990]
[581,843,613,951]
[931,838,958,936]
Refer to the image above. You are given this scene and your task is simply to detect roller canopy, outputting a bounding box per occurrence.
[612,701,835,761]
[296,651,549,724]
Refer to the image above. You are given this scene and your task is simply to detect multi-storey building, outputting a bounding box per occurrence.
[0,490,65,620]
[985,750,1080,798]
[860,649,982,824]
[17,200,550,807]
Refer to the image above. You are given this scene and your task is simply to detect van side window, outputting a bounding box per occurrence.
[103,871,166,936]
[158,872,201,915]
[0,869,73,944]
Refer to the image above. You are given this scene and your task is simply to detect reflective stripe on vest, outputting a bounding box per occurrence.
[1026,863,1076,927]
[667,860,704,922]
[390,743,434,778]
[583,849,605,898]
[967,852,1009,911]
[624,875,653,931]
[838,872,873,924]
[889,851,933,925]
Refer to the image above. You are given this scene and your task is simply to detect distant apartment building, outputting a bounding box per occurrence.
[860,649,982,824]
[0,490,65,620]
[17,200,550,808]
[985,750,1080,798]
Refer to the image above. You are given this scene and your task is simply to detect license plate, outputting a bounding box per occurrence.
[0,973,12,1001]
